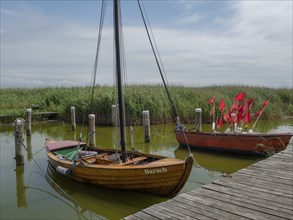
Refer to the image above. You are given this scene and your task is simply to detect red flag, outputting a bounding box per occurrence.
[254,109,262,119]
[218,116,223,128]
[253,100,269,119]
[243,110,251,123]
[234,92,246,101]
[229,101,239,112]
[247,99,253,109]
[242,99,253,123]
[210,105,215,116]
[223,111,232,124]
[237,105,244,123]
[262,100,269,108]
[219,98,226,113]
[208,97,215,104]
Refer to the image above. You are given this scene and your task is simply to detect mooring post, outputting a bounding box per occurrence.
[14,119,24,165]
[26,135,32,161]
[89,114,96,147]
[16,165,27,208]
[71,106,76,131]
[111,105,117,126]
[25,109,32,136]
[195,108,202,132]
[143,110,150,142]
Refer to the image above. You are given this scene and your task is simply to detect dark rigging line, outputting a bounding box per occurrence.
[137,0,179,120]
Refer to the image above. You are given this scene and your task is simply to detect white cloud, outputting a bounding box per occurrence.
[229,1,292,43]
[0,1,292,88]
[175,12,202,25]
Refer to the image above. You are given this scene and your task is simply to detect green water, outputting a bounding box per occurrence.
[0,119,292,220]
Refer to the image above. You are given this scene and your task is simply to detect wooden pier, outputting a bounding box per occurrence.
[0,112,58,124]
[124,147,293,219]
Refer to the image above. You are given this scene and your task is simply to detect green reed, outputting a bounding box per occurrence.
[1,85,292,124]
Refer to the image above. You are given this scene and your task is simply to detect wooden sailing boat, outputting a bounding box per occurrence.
[46,0,193,198]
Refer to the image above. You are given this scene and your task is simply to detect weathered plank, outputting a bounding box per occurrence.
[212,180,293,205]
[124,215,143,220]
[202,183,293,211]
[141,205,177,220]
[235,170,293,185]
[173,194,246,220]
[225,175,293,194]
[123,147,293,220]
[191,187,292,219]
[151,203,190,220]
[161,201,206,220]
[181,192,271,220]
[214,178,292,198]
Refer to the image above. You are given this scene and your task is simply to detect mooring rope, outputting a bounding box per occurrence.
[21,142,103,220]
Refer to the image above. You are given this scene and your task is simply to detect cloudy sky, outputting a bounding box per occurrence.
[1,0,292,88]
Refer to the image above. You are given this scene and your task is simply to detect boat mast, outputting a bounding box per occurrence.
[114,0,127,162]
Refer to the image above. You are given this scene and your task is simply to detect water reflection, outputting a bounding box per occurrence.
[26,135,32,161]
[15,165,27,208]
[46,163,165,220]
[1,118,292,220]
[175,146,262,173]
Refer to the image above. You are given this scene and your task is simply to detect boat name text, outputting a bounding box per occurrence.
[144,167,168,175]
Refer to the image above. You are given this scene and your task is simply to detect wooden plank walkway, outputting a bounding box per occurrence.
[124,147,293,220]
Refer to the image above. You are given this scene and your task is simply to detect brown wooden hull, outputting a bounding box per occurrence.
[175,128,292,155]
[46,142,193,197]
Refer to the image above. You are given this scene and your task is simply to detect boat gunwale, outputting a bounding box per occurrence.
[47,150,188,170]
[174,128,293,138]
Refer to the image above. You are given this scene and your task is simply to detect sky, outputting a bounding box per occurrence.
[1,0,292,88]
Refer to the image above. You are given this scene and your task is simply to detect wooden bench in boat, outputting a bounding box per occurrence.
[81,154,147,165]
[95,153,115,164]
[80,153,109,164]
[122,156,147,165]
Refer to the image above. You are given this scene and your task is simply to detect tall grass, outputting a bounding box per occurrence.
[1,85,292,124]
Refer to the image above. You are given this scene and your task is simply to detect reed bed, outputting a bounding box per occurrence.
[1,85,292,124]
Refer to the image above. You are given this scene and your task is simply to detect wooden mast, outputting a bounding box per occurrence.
[114,0,127,162]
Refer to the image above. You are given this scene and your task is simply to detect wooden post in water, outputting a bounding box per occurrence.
[26,135,32,161]
[71,106,76,131]
[14,119,24,165]
[143,110,150,142]
[111,105,117,126]
[195,108,202,132]
[25,109,32,136]
[16,165,27,208]
[89,114,96,147]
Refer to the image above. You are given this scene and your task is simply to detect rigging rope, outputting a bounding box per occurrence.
[136,1,221,177]
[90,0,108,112]
[21,142,102,219]
[137,0,178,120]
[137,0,194,158]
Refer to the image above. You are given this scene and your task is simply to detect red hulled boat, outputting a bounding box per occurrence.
[175,128,292,155]
[175,92,292,155]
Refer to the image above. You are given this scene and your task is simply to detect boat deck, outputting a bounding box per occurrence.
[124,147,293,219]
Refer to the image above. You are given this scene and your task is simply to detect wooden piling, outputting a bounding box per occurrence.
[26,135,32,161]
[195,108,202,132]
[16,165,27,208]
[14,119,24,165]
[89,114,96,147]
[143,110,150,142]
[25,109,32,136]
[71,106,76,131]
